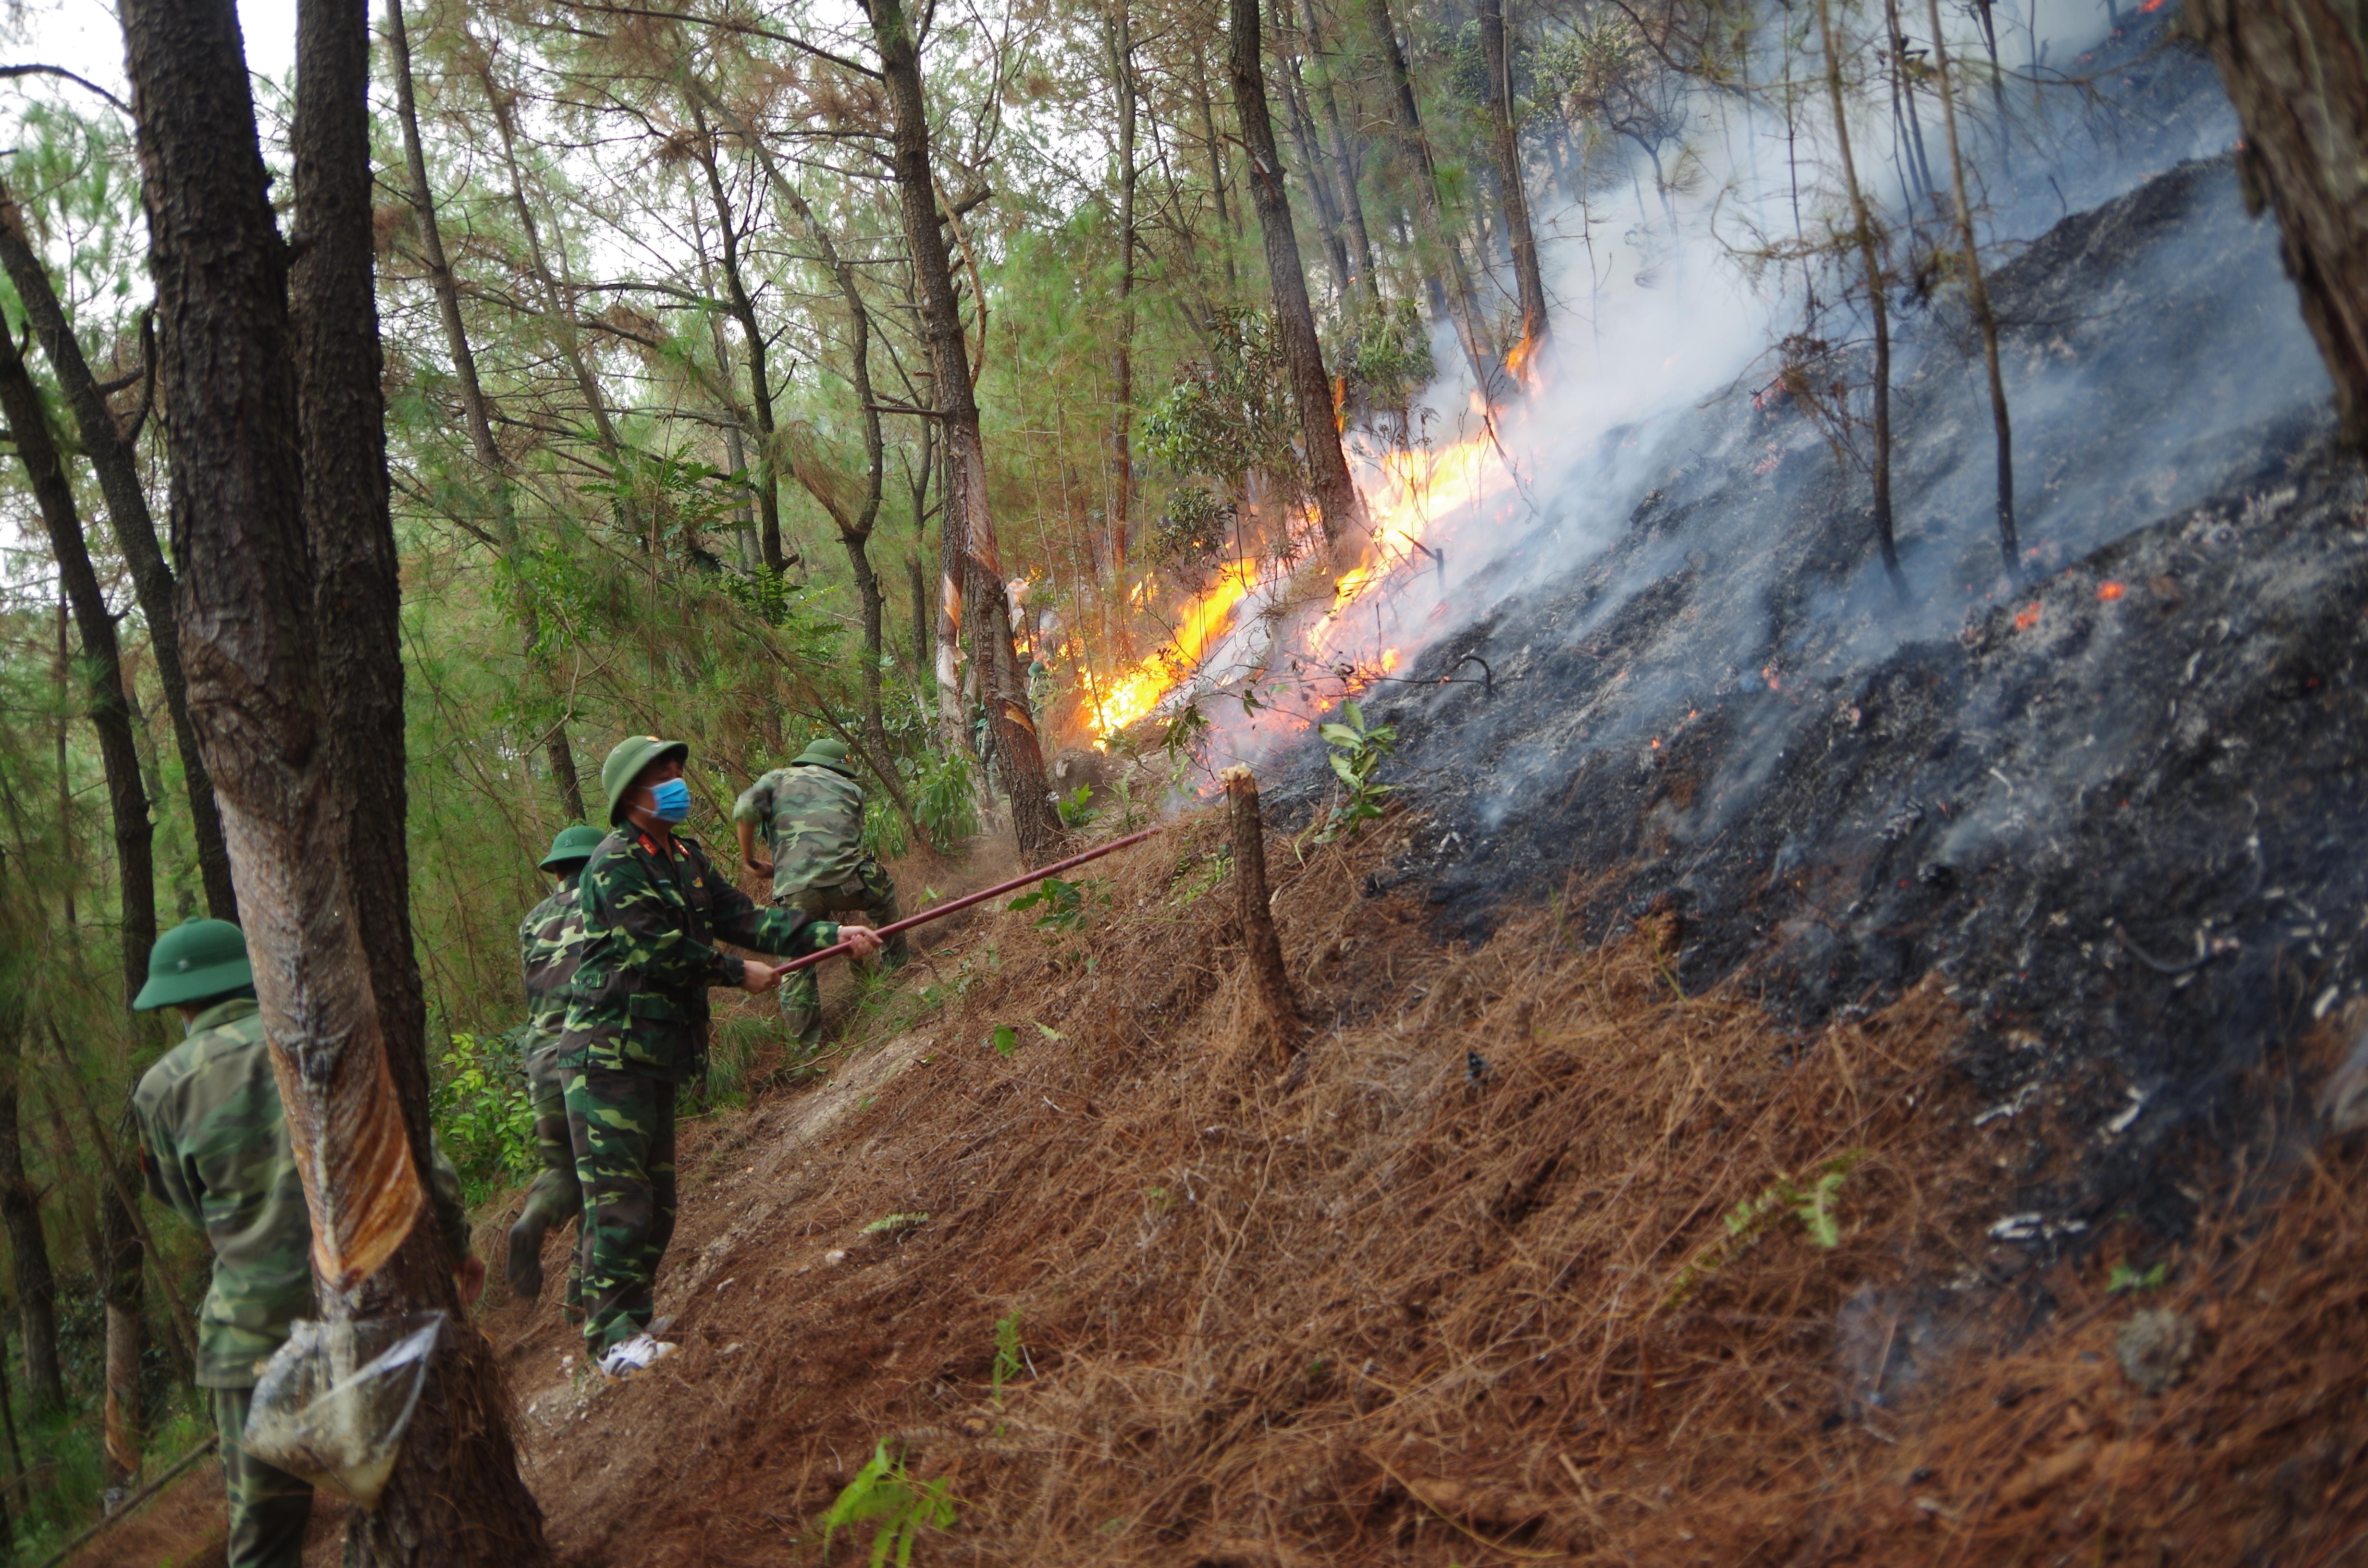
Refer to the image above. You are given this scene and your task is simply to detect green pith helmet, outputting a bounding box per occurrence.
[539,823,607,872]
[600,735,689,824]
[133,919,254,1012]
[794,737,855,776]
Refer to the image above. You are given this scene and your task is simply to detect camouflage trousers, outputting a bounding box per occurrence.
[515,1039,583,1311]
[564,1058,676,1353]
[213,1385,311,1568]
[776,858,908,1043]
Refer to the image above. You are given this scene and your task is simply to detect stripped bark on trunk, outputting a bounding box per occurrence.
[123,0,550,1556]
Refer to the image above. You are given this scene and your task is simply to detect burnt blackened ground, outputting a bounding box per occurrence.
[1266,119,2360,1243]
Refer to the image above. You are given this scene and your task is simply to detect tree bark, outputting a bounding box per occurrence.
[1228,0,1363,547]
[1815,0,1902,587]
[1222,767,1301,1063]
[1366,0,1493,391]
[1476,0,1547,366]
[1927,0,2016,573]
[2186,1,2368,450]
[384,0,585,821]
[865,0,1064,862]
[0,184,232,920]
[0,1034,62,1413]
[123,0,551,1558]
[98,1165,143,1494]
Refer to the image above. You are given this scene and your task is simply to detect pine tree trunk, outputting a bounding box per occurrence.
[1477,0,1547,362]
[1366,0,1494,390]
[1228,0,1364,547]
[1927,0,2017,572]
[0,327,157,1004]
[385,0,585,821]
[867,0,1064,861]
[123,0,551,1559]
[691,79,913,818]
[1278,37,1355,300]
[1815,0,1902,587]
[687,114,790,583]
[99,1171,143,1495]
[1301,0,1381,306]
[0,1049,62,1413]
[2187,1,2368,448]
[1109,0,1138,570]
[0,318,158,1489]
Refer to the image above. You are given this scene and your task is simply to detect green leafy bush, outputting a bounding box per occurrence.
[912,749,979,853]
[1311,700,1398,845]
[861,790,909,860]
[432,1029,538,1203]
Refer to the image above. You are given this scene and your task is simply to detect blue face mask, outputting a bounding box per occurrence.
[649,777,692,823]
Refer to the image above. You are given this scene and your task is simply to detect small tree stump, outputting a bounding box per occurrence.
[1223,765,1302,1062]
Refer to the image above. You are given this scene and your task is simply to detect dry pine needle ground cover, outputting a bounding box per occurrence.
[484,804,2368,1568]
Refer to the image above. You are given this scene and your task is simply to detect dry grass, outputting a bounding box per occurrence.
[511,802,2368,1566]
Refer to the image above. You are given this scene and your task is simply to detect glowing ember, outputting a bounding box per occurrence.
[2096,581,2126,601]
[1085,559,1258,740]
[2015,602,2044,630]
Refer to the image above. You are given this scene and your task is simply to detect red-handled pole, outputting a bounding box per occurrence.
[774,823,1166,974]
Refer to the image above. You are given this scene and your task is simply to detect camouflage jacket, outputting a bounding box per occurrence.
[134,997,473,1388]
[517,882,587,1066]
[561,828,839,1081]
[734,763,866,897]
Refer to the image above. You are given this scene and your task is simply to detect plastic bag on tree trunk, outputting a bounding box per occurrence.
[242,1312,444,1508]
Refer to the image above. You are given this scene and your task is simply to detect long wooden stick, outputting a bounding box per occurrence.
[776,824,1164,974]
[28,1434,218,1568]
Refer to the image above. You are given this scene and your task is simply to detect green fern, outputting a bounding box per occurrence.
[820,1442,956,1567]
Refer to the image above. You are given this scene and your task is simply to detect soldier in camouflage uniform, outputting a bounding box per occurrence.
[563,735,880,1378]
[505,822,606,1311]
[732,737,909,1044]
[131,920,480,1568]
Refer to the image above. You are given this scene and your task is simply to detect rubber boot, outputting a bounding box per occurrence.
[506,1214,547,1302]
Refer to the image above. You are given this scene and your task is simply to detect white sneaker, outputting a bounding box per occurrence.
[598,1333,678,1381]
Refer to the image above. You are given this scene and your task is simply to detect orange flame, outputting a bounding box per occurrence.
[1087,421,1519,746]
[1505,330,1542,392]
[1086,558,1258,739]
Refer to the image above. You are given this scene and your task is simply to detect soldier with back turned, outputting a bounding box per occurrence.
[733,737,910,1044]
[130,919,480,1568]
